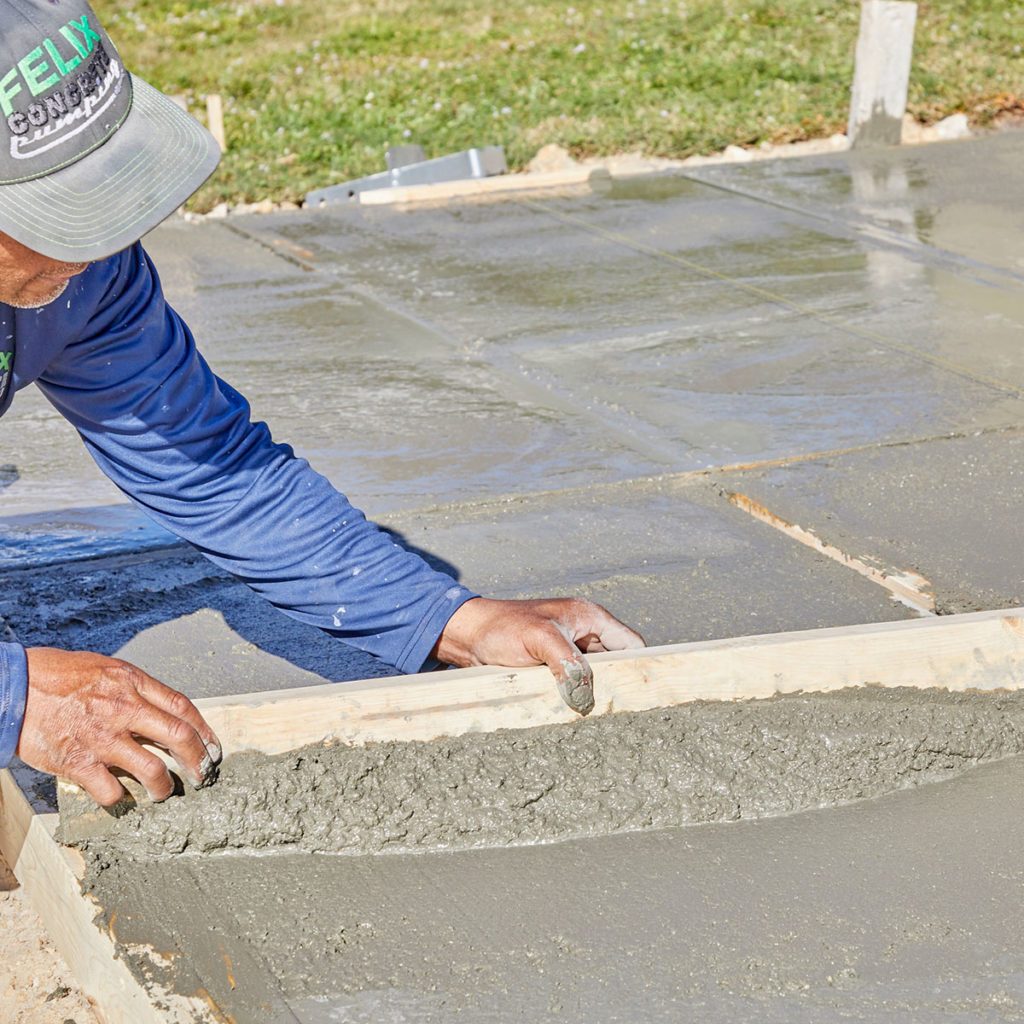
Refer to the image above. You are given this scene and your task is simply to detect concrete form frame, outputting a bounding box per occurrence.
[2,605,1024,1023]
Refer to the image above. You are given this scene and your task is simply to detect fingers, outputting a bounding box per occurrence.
[134,674,222,763]
[106,740,178,803]
[72,763,128,809]
[126,702,215,790]
[537,599,646,653]
[527,622,596,716]
[590,613,645,652]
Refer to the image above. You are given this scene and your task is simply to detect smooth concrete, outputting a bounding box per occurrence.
[684,129,1024,275]
[718,428,1024,614]
[236,168,1024,473]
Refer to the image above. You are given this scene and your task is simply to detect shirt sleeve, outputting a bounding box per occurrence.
[35,244,477,674]
[0,642,28,768]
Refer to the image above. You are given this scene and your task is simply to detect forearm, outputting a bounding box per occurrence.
[36,244,476,672]
[0,642,28,767]
[101,443,478,672]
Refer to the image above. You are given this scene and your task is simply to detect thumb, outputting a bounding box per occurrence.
[528,622,595,717]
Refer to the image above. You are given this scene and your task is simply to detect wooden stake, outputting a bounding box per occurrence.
[848,1,918,147]
[205,93,226,152]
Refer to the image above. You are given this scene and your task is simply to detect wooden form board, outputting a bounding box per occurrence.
[4,605,1024,1023]
[0,771,216,1024]
[197,606,1024,755]
[357,166,608,207]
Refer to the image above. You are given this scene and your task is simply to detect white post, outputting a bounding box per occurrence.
[847,1,917,148]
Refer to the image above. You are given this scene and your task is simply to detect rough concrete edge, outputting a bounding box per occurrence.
[0,770,218,1024]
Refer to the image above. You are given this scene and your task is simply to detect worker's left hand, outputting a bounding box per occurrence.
[433,597,645,715]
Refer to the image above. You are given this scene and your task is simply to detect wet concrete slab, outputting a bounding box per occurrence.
[92,752,1024,1023]
[233,158,1024,470]
[376,476,910,646]
[683,129,1024,277]
[0,475,909,699]
[717,428,1024,616]
[143,220,663,512]
[681,131,1024,398]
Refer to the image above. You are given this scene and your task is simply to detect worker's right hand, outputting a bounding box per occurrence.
[16,648,222,807]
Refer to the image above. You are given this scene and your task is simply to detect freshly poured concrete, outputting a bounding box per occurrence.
[237,172,1024,471]
[2,131,1024,1022]
[85,692,1024,1023]
[76,687,1024,858]
[685,130,1024,275]
[1,474,910,699]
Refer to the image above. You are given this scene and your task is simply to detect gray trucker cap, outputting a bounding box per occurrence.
[0,0,220,261]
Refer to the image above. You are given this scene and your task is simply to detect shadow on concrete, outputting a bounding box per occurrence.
[1,509,464,692]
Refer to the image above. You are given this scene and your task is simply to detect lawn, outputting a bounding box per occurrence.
[94,0,1024,210]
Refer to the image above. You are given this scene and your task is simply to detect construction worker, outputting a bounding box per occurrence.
[0,0,644,808]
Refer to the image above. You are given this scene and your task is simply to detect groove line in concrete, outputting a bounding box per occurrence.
[722,489,936,616]
[523,198,1024,402]
[369,424,1024,526]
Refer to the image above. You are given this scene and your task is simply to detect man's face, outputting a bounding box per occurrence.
[0,232,89,309]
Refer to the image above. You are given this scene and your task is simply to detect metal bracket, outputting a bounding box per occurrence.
[306,146,508,206]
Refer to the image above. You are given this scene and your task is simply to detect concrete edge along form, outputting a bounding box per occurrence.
[2,607,1024,1023]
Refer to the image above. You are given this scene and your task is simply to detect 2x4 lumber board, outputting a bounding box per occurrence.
[358,167,608,207]
[195,607,1024,756]
[0,771,214,1024]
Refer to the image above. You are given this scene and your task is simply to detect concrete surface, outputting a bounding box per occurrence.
[90,749,1024,1023]
[2,130,1024,1023]
[718,427,1024,615]
[75,687,1024,858]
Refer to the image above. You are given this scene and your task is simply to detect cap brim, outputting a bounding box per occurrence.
[0,76,221,263]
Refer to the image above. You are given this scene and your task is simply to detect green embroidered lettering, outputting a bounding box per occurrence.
[43,38,79,76]
[0,68,21,118]
[18,47,58,96]
[59,25,90,60]
[0,353,12,372]
[72,16,101,51]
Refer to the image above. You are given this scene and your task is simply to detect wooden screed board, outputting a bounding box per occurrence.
[3,607,1024,1023]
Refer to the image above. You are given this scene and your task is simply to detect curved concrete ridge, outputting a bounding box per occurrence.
[74,686,1024,859]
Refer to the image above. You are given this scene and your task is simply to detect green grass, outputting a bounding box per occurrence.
[95,0,1024,210]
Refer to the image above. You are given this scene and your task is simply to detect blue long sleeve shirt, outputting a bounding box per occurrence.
[0,243,477,765]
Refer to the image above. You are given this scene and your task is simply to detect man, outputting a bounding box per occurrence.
[0,0,644,808]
